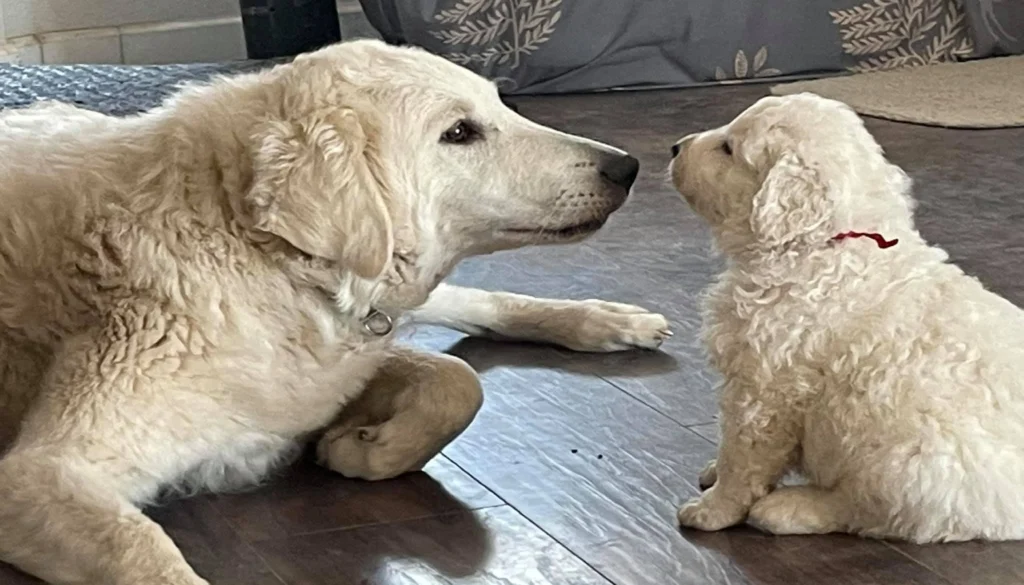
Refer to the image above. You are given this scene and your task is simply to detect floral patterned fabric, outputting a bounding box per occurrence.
[358,0,1021,94]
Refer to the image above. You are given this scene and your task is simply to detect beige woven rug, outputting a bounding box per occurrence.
[771,56,1024,129]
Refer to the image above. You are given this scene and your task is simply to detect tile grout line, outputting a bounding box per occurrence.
[438,454,619,585]
[267,501,509,542]
[681,423,718,446]
[116,29,125,65]
[595,371,713,429]
[882,542,961,585]
[197,497,290,585]
[440,452,510,505]
[243,542,290,585]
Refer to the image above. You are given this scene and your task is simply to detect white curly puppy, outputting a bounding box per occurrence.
[0,40,670,585]
[669,93,1024,543]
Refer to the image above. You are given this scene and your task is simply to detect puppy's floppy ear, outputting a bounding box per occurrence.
[749,152,834,249]
[247,109,394,279]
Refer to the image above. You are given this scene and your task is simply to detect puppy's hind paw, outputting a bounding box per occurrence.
[677,491,745,532]
[746,486,846,536]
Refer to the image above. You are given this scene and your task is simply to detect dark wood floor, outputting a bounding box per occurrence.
[4,84,1024,585]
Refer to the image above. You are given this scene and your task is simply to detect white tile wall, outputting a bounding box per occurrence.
[0,35,40,63]
[2,0,240,38]
[121,19,245,65]
[1,1,373,65]
[13,39,39,63]
[41,29,122,64]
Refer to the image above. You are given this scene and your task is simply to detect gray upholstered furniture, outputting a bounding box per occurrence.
[360,0,1023,94]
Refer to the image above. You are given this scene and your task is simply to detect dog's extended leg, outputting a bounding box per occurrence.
[316,348,483,481]
[0,328,208,585]
[408,283,671,352]
[677,380,801,532]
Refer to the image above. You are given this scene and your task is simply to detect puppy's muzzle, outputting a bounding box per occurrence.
[670,135,696,158]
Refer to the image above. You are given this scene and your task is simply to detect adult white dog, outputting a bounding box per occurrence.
[670,93,1024,543]
[0,40,670,584]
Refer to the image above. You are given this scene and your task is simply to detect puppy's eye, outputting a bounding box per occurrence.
[721,141,733,156]
[441,120,479,145]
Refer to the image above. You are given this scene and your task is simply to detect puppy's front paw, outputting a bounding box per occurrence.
[571,300,672,352]
[698,459,718,491]
[677,491,745,532]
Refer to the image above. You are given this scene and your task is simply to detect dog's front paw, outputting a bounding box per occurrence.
[677,490,746,532]
[570,300,672,352]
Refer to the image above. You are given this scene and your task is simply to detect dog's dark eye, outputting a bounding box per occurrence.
[441,120,479,145]
[721,141,733,156]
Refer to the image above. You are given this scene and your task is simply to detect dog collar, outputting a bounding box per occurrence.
[831,231,898,249]
[360,308,394,336]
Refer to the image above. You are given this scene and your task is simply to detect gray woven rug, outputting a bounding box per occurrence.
[0,62,275,116]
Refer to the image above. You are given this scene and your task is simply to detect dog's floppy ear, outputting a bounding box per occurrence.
[749,152,834,249]
[247,109,393,279]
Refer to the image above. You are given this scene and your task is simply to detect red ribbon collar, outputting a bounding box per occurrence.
[831,231,899,249]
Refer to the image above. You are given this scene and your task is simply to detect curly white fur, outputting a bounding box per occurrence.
[670,93,1024,543]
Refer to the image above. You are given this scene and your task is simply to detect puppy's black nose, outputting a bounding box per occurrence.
[672,136,695,158]
[600,154,641,190]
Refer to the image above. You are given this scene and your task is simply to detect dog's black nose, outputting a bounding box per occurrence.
[671,142,682,158]
[600,154,640,190]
